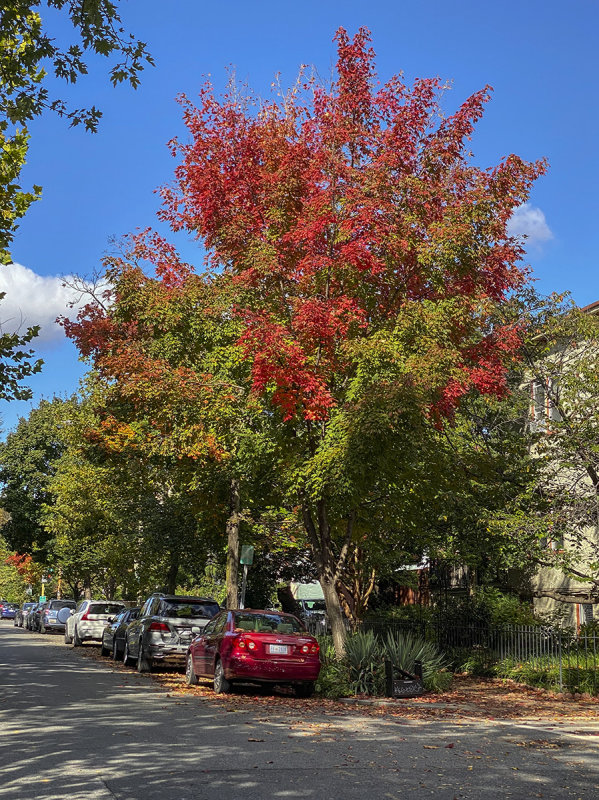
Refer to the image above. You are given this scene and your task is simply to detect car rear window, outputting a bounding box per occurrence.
[159,600,220,619]
[233,612,304,634]
[49,600,76,610]
[89,603,125,615]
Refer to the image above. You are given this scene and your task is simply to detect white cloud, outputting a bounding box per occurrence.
[507,203,554,245]
[0,263,89,346]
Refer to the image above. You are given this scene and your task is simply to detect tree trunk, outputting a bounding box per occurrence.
[302,500,352,658]
[320,572,347,657]
[165,550,179,594]
[225,477,241,609]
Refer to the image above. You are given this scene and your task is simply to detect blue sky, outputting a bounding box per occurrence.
[1,0,597,432]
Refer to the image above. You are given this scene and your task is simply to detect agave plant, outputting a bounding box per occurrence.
[383,630,446,681]
[343,630,382,695]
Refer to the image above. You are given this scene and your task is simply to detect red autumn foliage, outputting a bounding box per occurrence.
[151,26,545,422]
[5,552,36,583]
[64,29,544,428]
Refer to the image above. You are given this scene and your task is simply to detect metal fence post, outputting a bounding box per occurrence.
[558,631,563,692]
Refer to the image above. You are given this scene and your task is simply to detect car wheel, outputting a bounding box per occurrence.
[73,626,82,647]
[100,639,110,657]
[123,640,135,667]
[40,622,46,634]
[295,682,315,699]
[64,627,73,645]
[136,643,152,673]
[185,653,198,686]
[213,659,231,694]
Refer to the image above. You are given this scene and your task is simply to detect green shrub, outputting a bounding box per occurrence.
[383,630,446,681]
[456,646,498,677]
[344,630,383,695]
[425,669,454,693]
[316,630,456,698]
[496,656,599,695]
[315,661,352,698]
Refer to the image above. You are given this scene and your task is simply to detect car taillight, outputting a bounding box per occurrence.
[236,637,257,651]
[149,621,170,632]
[301,642,320,654]
[80,610,89,620]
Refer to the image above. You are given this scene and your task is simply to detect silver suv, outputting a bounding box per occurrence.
[123,594,220,673]
[65,599,126,646]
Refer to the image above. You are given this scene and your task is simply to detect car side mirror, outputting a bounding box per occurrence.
[107,616,114,623]
[191,626,202,635]
[70,609,75,615]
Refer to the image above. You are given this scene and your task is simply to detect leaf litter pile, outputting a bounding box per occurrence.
[73,642,599,722]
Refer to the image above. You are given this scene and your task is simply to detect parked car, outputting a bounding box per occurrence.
[65,600,126,646]
[100,607,140,659]
[26,602,44,631]
[1,603,18,620]
[39,599,77,634]
[123,594,220,673]
[185,609,321,696]
[14,602,37,627]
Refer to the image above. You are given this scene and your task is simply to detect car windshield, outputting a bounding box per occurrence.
[160,601,219,619]
[23,603,36,610]
[88,603,125,615]
[233,612,304,634]
[49,600,76,610]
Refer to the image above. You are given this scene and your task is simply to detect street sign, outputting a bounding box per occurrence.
[240,545,254,565]
[38,596,46,602]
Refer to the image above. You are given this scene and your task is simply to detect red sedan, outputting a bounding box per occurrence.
[186,609,321,697]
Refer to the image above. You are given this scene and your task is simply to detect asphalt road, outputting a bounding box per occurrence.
[1,622,599,800]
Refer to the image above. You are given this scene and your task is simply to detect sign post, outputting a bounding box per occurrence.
[239,545,255,609]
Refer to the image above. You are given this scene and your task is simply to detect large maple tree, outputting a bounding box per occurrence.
[67,28,545,655]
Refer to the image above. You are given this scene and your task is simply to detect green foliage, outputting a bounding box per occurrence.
[496,657,599,696]
[315,661,352,699]
[0,533,28,602]
[383,630,447,689]
[473,588,539,626]
[424,669,454,693]
[487,294,599,603]
[0,308,43,398]
[434,589,542,629]
[315,630,452,697]
[454,647,498,677]
[0,397,68,556]
[344,630,384,695]
[366,604,433,626]
[0,1,153,261]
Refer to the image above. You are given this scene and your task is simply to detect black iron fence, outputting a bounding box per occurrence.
[305,616,599,694]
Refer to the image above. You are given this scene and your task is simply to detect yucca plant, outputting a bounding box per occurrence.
[344,630,382,695]
[383,630,447,688]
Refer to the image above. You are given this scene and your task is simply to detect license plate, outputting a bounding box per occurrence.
[268,644,289,655]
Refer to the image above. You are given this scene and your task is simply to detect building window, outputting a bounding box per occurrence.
[581,603,594,624]
[530,378,562,428]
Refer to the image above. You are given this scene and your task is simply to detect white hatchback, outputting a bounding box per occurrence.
[65,600,126,646]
